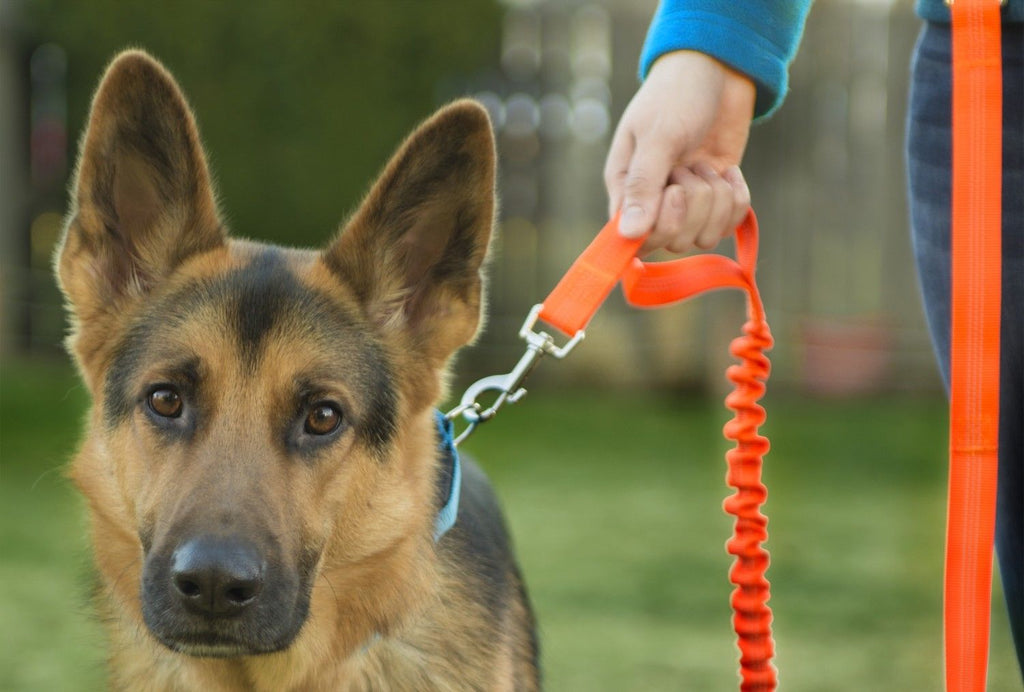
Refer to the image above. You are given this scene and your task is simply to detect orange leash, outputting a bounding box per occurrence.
[947,1,1003,689]
[540,211,776,691]
[453,6,1004,682]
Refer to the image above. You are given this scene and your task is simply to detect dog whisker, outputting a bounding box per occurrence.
[30,463,67,491]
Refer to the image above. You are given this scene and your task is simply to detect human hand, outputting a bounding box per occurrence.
[604,50,756,255]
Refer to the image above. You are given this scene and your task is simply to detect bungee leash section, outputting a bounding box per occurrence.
[449,210,777,691]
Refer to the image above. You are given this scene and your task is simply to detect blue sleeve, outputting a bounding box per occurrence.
[639,0,813,120]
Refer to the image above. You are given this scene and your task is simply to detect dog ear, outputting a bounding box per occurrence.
[323,100,495,366]
[56,50,224,358]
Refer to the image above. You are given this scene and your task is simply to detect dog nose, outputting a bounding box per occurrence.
[170,536,265,615]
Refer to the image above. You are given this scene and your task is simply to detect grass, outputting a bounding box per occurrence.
[1,359,1020,690]
[1,360,106,690]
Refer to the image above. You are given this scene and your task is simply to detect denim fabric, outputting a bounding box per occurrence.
[907,22,1024,674]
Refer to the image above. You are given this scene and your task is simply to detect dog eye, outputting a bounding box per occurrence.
[148,387,183,418]
[304,403,342,436]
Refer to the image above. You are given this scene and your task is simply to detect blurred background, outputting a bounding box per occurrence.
[0,0,1019,690]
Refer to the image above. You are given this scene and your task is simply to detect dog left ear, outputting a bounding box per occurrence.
[55,50,225,379]
[56,51,224,347]
[324,100,495,366]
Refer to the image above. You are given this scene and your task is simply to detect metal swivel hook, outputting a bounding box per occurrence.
[445,304,584,446]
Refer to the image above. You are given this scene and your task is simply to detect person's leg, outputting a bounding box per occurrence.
[994,22,1024,674]
[906,21,1024,675]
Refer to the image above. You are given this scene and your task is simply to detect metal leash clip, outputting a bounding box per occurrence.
[445,304,585,446]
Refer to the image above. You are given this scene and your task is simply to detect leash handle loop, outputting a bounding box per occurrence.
[538,211,763,336]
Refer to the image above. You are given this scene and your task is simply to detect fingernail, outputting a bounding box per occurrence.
[619,205,647,238]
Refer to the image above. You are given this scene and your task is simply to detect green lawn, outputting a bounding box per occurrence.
[1,360,1019,690]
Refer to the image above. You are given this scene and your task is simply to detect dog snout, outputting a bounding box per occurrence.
[170,536,265,616]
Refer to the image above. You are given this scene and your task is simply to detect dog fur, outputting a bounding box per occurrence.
[56,50,539,691]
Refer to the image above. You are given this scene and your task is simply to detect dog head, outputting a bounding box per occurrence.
[57,50,494,657]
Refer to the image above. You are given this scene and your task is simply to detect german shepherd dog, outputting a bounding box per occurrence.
[56,50,539,690]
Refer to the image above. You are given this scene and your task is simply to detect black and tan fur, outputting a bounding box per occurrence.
[56,50,538,691]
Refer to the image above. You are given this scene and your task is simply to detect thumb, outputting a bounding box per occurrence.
[618,144,674,239]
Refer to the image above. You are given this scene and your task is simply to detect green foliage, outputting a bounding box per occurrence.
[467,390,1021,690]
[24,0,502,247]
[2,360,1020,689]
[0,361,103,690]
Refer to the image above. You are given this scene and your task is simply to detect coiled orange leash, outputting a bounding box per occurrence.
[947,0,1003,689]
[449,210,774,688]
[539,210,777,691]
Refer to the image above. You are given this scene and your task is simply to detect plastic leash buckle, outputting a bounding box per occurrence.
[445,304,585,446]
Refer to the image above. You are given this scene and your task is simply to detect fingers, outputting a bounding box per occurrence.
[641,171,708,255]
[692,163,744,250]
[603,123,635,219]
[602,82,750,255]
[613,135,676,240]
[640,164,750,256]
[717,165,752,242]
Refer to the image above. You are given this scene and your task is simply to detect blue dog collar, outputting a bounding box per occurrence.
[432,411,461,541]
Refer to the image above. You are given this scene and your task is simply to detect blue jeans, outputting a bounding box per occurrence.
[907,22,1024,674]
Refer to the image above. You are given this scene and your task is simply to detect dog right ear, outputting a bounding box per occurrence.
[56,50,224,367]
[322,101,495,372]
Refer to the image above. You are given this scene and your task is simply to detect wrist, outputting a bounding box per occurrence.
[648,50,755,107]
[719,62,756,124]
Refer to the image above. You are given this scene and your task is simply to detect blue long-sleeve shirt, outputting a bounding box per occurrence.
[640,0,1023,121]
[639,0,812,120]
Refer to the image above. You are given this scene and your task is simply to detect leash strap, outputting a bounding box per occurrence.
[947,1,1003,689]
[540,211,777,691]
